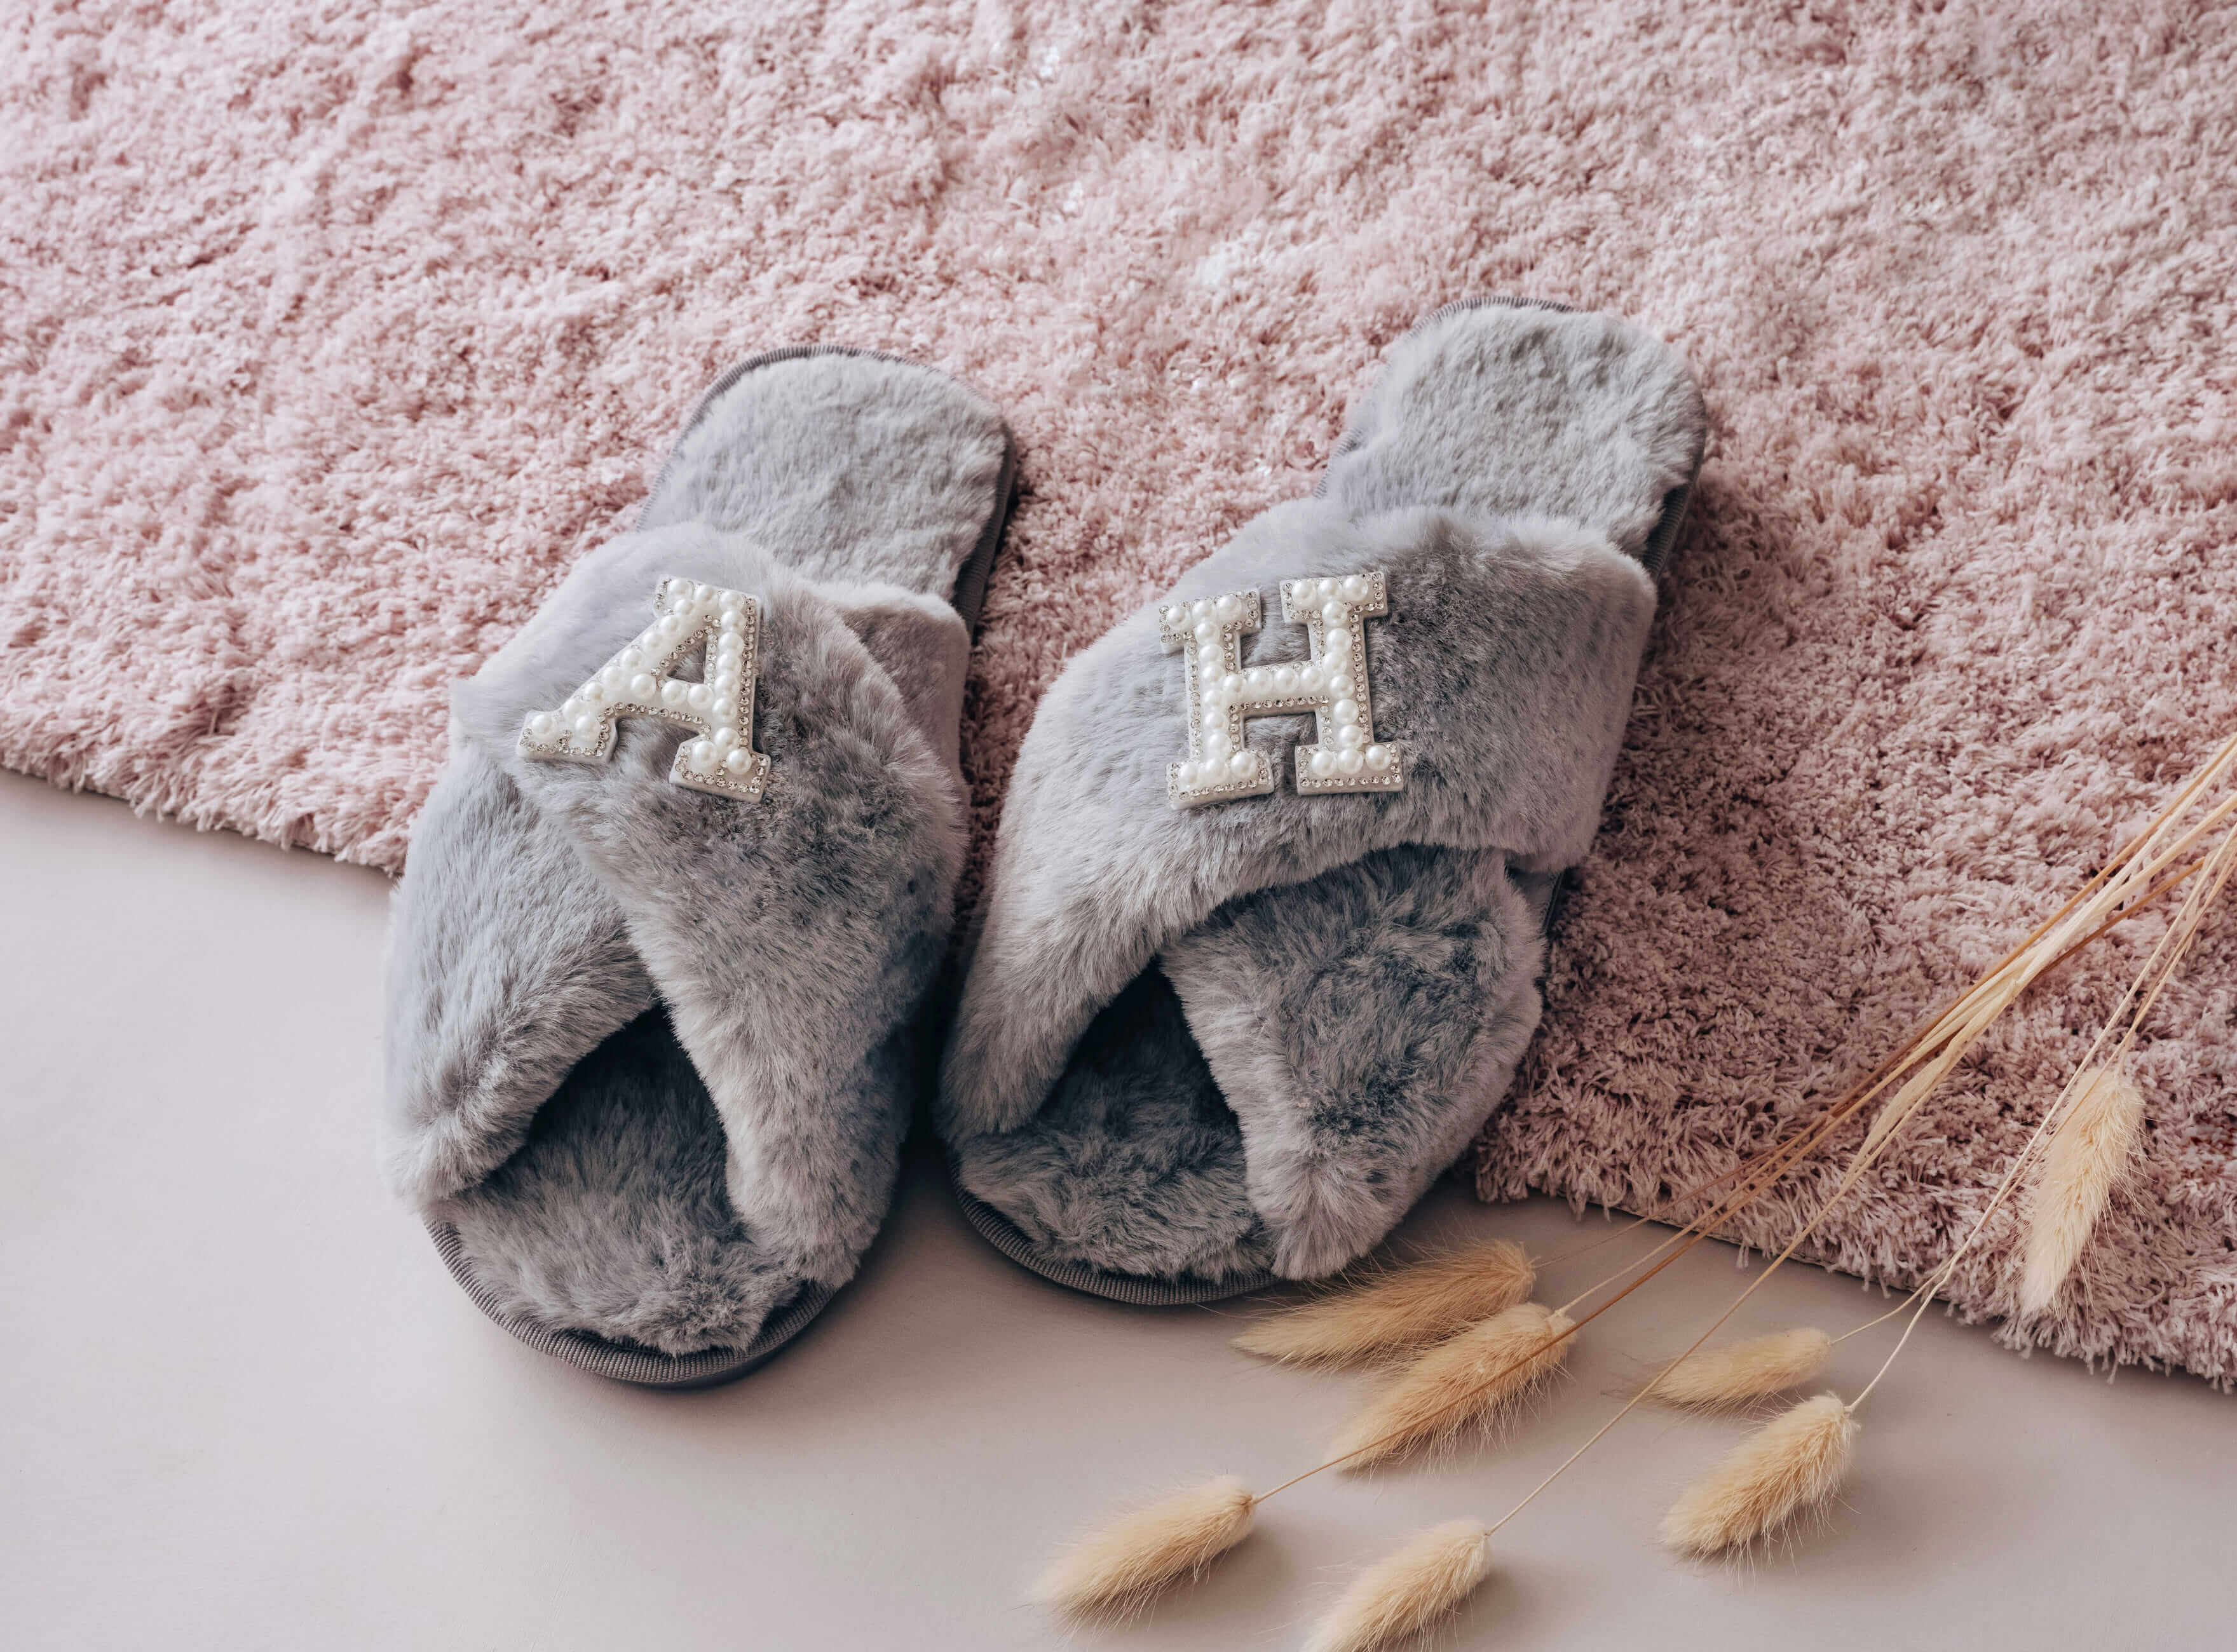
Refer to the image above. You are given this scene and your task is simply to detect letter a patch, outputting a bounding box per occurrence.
[519,576,772,802]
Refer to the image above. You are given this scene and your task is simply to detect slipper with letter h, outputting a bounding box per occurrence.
[939,299,1704,1304]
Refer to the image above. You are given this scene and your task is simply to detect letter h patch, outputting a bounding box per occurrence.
[1160,571,1404,810]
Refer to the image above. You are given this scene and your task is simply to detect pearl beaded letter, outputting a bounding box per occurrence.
[519,577,772,802]
[1159,570,1406,809]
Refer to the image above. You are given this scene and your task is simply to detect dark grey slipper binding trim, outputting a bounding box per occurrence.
[948,1186,1277,1306]
[430,1221,837,1390]
[951,435,1016,638]
[1539,447,1701,940]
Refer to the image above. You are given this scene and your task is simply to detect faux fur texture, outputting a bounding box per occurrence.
[443,1010,809,1357]
[385,353,1008,1354]
[11,0,2237,1378]
[1162,846,1546,1278]
[943,306,1699,1282]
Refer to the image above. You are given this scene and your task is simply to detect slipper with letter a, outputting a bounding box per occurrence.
[384,347,1015,1385]
[938,299,1703,1304]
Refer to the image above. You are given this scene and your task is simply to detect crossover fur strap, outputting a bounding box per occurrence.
[386,523,969,1279]
[941,499,1657,1140]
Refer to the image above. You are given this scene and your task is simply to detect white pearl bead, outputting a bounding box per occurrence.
[1220,672,1243,694]
[1273,666,1298,693]
[659,616,686,640]
[1366,744,1392,771]
[1191,599,1211,618]
[529,714,556,740]
[1333,698,1359,724]
[600,665,625,689]
[1178,762,1200,785]
[1324,627,1352,654]
[1164,606,1185,626]
[713,672,740,695]
[1228,751,1254,778]
[572,714,597,738]
[712,728,737,749]
[1322,600,1346,625]
[629,673,656,698]
[1318,577,1338,597]
[1309,750,1336,778]
[687,686,712,711]
[1336,749,1364,775]
[1245,668,1267,687]
[580,681,604,703]
[1197,647,1221,674]
[1336,724,1364,748]
[1341,574,1368,600]
[1299,667,1322,692]
[1326,672,1352,696]
[1215,594,1241,618]
[670,579,697,604]
[620,648,644,670]
[721,593,745,613]
[1203,732,1230,759]
[1193,620,1217,644]
[661,681,687,706]
[724,750,752,774]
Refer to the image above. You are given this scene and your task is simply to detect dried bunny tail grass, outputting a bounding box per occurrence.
[1642,1328,1834,1409]
[1275,751,2235,1585]
[1031,1477,1255,1620]
[1305,1521,1494,1652]
[1233,1240,1535,1369]
[1846,817,2237,1413]
[2019,1066,2147,1314]
[1330,1303,1573,1472]
[1858,985,2017,1156]
[1661,1395,1858,1559]
[1856,759,2237,1162]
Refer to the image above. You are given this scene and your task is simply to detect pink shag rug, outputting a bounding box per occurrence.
[5,2,2234,1381]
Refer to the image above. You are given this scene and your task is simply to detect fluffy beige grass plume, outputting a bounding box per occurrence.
[1305,1521,1494,1652]
[1233,1241,1536,1369]
[1330,1302,1574,1471]
[2020,1067,2146,1314]
[1643,1327,1834,1409]
[1661,1394,1858,1557]
[1031,1477,1255,1620]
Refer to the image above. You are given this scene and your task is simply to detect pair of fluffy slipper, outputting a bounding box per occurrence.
[383,302,1706,1387]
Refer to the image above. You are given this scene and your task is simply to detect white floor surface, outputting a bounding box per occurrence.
[3,771,2230,1651]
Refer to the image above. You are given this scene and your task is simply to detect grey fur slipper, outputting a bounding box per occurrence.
[384,348,1015,1386]
[939,301,1704,1304]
